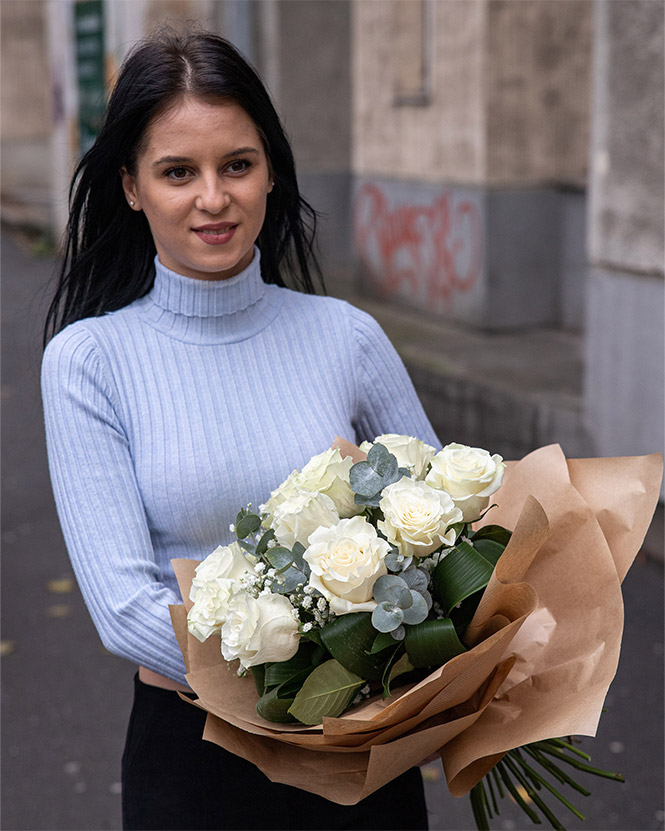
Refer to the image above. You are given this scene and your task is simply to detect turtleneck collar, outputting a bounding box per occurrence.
[132,248,284,344]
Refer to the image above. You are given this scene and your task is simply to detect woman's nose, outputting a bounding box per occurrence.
[195,175,230,214]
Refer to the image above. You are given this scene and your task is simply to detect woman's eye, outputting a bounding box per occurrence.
[226,159,251,174]
[165,166,190,180]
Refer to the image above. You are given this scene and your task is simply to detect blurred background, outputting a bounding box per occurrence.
[1,1,663,830]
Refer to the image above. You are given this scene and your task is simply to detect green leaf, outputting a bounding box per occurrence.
[263,641,321,688]
[370,631,398,654]
[265,547,294,572]
[404,618,467,668]
[256,687,298,723]
[287,659,364,725]
[432,540,495,616]
[271,566,307,594]
[255,528,276,556]
[250,664,266,696]
[472,538,506,567]
[237,539,256,555]
[381,644,405,698]
[471,524,512,547]
[320,612,387,680]
[235,511,261,539]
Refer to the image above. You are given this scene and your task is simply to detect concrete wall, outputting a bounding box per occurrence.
[351,0,592,329]
[1,0,53,228]
[584,0,664,491]
[486,0,592,186]
[353,0,487,184]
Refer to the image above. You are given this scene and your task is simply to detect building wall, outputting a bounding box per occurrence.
[353,0,487,184]
[1,0,53,227]
[584,0,664,487]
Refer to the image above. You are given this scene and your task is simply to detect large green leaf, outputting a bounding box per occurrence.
[432,540,495,616]
[287,660,364,725]
[472,538,506,567]
[235,510,261,539]
[471,524,512,547]
[256,687,297,723]
[263,641,322,688]
[404,618,467,668]
[320,612,387,680]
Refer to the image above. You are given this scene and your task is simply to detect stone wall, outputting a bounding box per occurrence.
[584,0,664,486]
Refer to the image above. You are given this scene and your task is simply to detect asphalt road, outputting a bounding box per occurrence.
[1,227,663,831]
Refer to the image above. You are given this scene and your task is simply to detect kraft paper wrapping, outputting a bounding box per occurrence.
[169,444,662,805]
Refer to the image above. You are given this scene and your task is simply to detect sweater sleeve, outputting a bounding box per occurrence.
[41,325,187,684]
[347,305,440,448]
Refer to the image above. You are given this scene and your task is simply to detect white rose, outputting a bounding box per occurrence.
[378,478,463,557]
[425,442,506,522]
[272,490,340,549]
[303,515,390,614]
[298,448,363,518]
[221,591,300,669]
[260,468,302,526]
[187,580,238,642]
[189,542,251,602]
[359,434,436,479]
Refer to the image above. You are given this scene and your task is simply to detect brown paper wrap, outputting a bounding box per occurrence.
[169,444,662,804]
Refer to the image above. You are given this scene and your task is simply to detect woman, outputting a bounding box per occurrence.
[42,30,438,831]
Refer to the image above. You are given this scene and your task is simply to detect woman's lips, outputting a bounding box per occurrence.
[192,224,238,245]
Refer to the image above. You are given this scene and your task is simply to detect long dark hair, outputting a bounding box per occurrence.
[44,29,323,345]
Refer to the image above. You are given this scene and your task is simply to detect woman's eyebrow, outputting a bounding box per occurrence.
[152,147,260,168]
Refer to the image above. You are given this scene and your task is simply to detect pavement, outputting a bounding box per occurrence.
[1,225,663,831]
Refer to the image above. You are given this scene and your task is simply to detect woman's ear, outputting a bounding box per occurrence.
[120,167,140,210]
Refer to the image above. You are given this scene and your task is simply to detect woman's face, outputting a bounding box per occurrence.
[121,96,273,281]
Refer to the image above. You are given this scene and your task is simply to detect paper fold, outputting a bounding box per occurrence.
[169,444,661,804]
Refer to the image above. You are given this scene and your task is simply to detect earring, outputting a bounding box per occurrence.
[129,200,135,207]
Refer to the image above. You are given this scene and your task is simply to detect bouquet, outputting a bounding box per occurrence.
[170,437,662,830]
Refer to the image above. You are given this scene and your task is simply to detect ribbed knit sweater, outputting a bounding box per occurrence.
[41,251,438,685]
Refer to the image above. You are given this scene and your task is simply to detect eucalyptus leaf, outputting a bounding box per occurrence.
[287,659,364,725]
[271,566,307,594]
[373,574,410,605]
[401,590,429,625]
[384,550,405,572]
[237,539,256,555]
[368,443,399,478]
[372,601,405,632]
[404,618,467,668]
[391,625,405,640]
[235,511,261,539]
[265,547,294,572]
[400,567,429,594]
[255,528,276,556]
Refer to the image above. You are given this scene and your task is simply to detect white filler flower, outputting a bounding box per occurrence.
[359,434,436,480]
[425,442,506,522]
[378,478,463,557]
[221,592,300,669]
[271,489,340,549]
[304,515,390,614]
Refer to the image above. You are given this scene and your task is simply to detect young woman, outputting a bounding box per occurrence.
[42,30,438,830]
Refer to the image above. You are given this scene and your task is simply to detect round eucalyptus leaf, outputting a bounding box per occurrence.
[371,601,405,632]
[373,574,409,604]
[401,590,429,625]
[401,567,429,594]
[390,625,406,641]
[384,551,405,573]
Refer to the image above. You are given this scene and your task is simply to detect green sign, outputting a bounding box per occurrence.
[74,0,106,154]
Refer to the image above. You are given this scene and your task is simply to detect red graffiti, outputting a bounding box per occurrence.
[354,183,483,313]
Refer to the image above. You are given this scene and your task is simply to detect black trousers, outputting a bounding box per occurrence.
[122,674,429,830]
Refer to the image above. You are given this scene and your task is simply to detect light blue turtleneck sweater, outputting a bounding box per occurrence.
[41,252,438,684]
